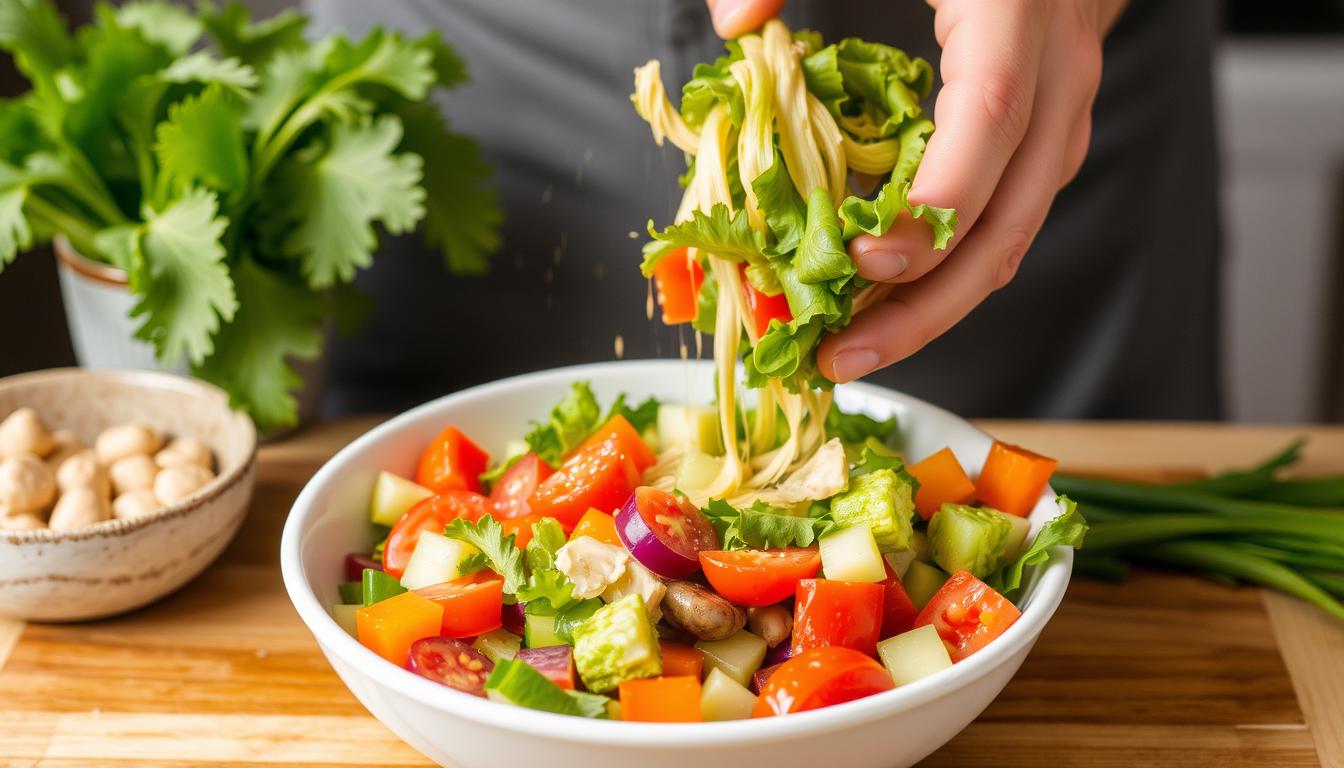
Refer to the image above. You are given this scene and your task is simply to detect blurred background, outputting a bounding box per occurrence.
[2,0,1341,424]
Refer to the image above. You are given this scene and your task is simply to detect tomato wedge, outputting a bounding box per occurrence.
[908,447,976,521]
[488,452,554,519]
[739,263,792,339]
[406,637,493,697]
[974,441,1057,517]
[414,573,505,639]
[382,491,492,579]
[629,486,720,563]
[791,579,885,657]
[415,426,490,495]
[752,647,893,717]
[914,570,1021,662]
[652,247,704,324]
[527,436,640,528]
[880,563,919,638]
[574,414,656,472]
[699,549,821,607]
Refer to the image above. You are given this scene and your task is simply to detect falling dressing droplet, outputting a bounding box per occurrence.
[614,335,625,359]
[646,278,655,321]
[679,341,689,361]
[695,330,703,359]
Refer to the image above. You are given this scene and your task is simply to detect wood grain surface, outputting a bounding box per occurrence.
[1,418,1341,768]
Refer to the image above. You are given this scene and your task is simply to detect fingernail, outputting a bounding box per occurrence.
[859,249,908,281]
[830,348,880,382]
[712,0,749,32]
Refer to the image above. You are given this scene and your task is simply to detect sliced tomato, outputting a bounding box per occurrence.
[629,486,720,561]
[414,573,504,639]
[880,563,919,638]
[752,647,893,717]
[653,247,705,325]
[574,414,656,472]
[699,548,821,607]
[739,263,792,339]
[488,453,554,519]
[914,570,1021,662]
[406,637,493,697]
[527,436,640,528]
[791,579,885,657]
[415,426,490,495]
[908,447,977,521]
[382,491,492,579]
[974,441,1058,517]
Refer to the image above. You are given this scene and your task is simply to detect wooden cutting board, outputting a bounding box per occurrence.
[0,419,1341,768]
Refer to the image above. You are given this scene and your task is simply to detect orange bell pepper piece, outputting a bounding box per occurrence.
[571,508,623,547]
[908,447,977,520]
[356,591,444,665]
[974,441,1058,517]
[658,642,704,679]
[619,676,703,722]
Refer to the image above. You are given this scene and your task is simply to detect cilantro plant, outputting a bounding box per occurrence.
[0,0,501,429]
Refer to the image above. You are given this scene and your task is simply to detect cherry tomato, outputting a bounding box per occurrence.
[574,414,656,472]
[414,573,504,639]
[914,570,1021,662]
[527,437,640,528]
[739,263,792,339]
[652,247,704,324]
[382,491,492,579]
[752,647,893,717]
[630,486,720,562]
[699,548,821,607]
[974,441,1057,517]
[488,453,555,519]
[415,426,490,495]
[791,579,885,657]
[880,563,919,638]
[406,637,494,697]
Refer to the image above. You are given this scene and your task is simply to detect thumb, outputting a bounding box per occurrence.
[707,0,785,38]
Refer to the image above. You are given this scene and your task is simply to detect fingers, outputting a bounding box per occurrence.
[707,0,785,39]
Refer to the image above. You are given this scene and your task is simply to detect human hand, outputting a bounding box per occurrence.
[706,0,786,39]
[816,0,1127,383]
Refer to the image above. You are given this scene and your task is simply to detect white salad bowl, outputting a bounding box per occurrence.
[281,360,1072,768]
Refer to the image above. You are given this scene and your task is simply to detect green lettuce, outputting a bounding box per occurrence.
[702,498,835,550]
[989,497,1089,596]
[525,381,602,465]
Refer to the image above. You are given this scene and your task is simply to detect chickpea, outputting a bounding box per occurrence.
[0,512,46,531]
[109,454,157,496]
[154,437,213,471]
[0,407,55,459]
[747,605,793,648]
[112,490,161,521]
[0,453,57,515]
[94,422,161,466]
[55,449,110,498]
[153,463,215,506]
[47,486,111,530]
[44,430,86,472]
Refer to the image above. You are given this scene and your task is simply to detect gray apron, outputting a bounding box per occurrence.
[310,0,1221,420]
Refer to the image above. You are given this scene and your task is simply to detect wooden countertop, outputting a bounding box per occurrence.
[1,419,1341,768]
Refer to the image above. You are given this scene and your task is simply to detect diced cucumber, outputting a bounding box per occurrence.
[524,604,564,648]
[485,658,603,717]
[877,625,953,686]
[337,581,362,605]
[572,594,662,693]
[362,568,406,606]
[675,451,724,495]
[700,668,757,721]
[369,471,434,527]
[657,405,723,455]
[829,469,915,553]
[399,532,481,590]
[330,604,360,637]
[473,628,522,664]
[695,630,766,688]
[927,503,1013,578]
[819,525,887,583]
[1001,511,1032,564]
[902,561,949,610]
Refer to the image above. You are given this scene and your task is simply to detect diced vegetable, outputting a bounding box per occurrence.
[362,568,407,606]
[751,663,783,695]
[400,531,482,590]
[472,628,522,664]
[337,581,362,606]
[356,591,444,665]
[818,524,887,583]
[345,552,383,582]
[699,667,757,721]
[695,629,767,687]
[408,637,494,697]
[571,508,622,547]
[657,404,723,455]
[879,565,920,638]
[975,441,1057,517]
[914,571,1021,662]
[699,548,822,606]
[829,469,915,553]
[415,574,505,638]
[752,647,893,717]
[908,448,975,520]
[675,451,725,494]
[659,641,705,679]
[369,471,435,527]
[330,604,360,636]
[927,503,1014,579]
[528,437,641,528]
[738,263,792,338]
[882,528,928,578]
[616,487,721,579]
[620,676,703,722]
[877,625,952,686]
[1002,510,1032,562]
[485,658,603,717]
[553,598,603,644]
[792,579,884,657]
[416,426,491,495]
[575,414,657,473]
[901,561,949,610]
[652,247,705,325]
[567,690,620,720]
[524,604,564,648]
[517,645,577,690]
[488,453,555,520]
[382,491,492,579]
[572,594,663,692]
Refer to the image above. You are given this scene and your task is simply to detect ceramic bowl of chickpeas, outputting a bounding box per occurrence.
[0,368,256,621]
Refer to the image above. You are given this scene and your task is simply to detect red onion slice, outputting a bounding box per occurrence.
[345,551,382,582]
[502,601,526,636]
[615,488,718,579]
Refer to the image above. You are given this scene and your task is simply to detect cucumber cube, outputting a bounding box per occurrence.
[877,625,953,686]
[330,604,360,637]
[572,594,662,692]
[819,525,887,583]
[675,451,724,495]
[700,668,758,721]
[902,561,949,610]
[524,605,564,648]
[399,532,481,590]
[473,628,522,664]
[829,469,915,553]
[1001,511,1032,564]
[369,471,434,527]
[658,405,723,455]
[927,503,1013,578]
[695,630,767,688]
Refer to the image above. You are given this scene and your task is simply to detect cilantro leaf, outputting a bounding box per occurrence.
[157,51,258,92]
[523,517,568,574]
[153,84,247,204]
[702,498,834,550]
[989,497,1089,596]
[0,0,74,84]
[524,381,603,465]
[0,161,36,268]
[199,1,307,68]
[443,516,526,595]
[113,1,202,56]
[515,569,576,611]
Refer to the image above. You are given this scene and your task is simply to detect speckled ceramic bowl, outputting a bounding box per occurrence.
[0,368,256,621]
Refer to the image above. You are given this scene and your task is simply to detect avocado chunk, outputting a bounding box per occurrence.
[829,468,915,553]
[571,594,662,693]
[927,503,1014,578]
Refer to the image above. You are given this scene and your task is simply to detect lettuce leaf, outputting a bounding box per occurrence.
[642,203,762,276]
[703,498,835,550]
[606,393,660,434]
[824,407,896,445]
[988,497,1089,596]
[840,118,957,248]
[524,381,603,465]
[795,187,853,285]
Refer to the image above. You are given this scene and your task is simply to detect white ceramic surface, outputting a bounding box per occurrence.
[0,368,256,621]
[281,360,1073,768]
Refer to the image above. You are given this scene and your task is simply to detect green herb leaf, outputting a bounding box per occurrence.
[702,498,834,550]
[642,203,763,276]
[114,1,202,56]
[524,518,568,574]
[824,407,896,445]
[444,516,526,595]
[199,1,307,68]
[0,0,74,84]
[524,381,603,465]
[989,496,1089,596]
[0,161,36,268]
[606,394,660,434]
[153,84,247,204]
[516,569,576,611]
